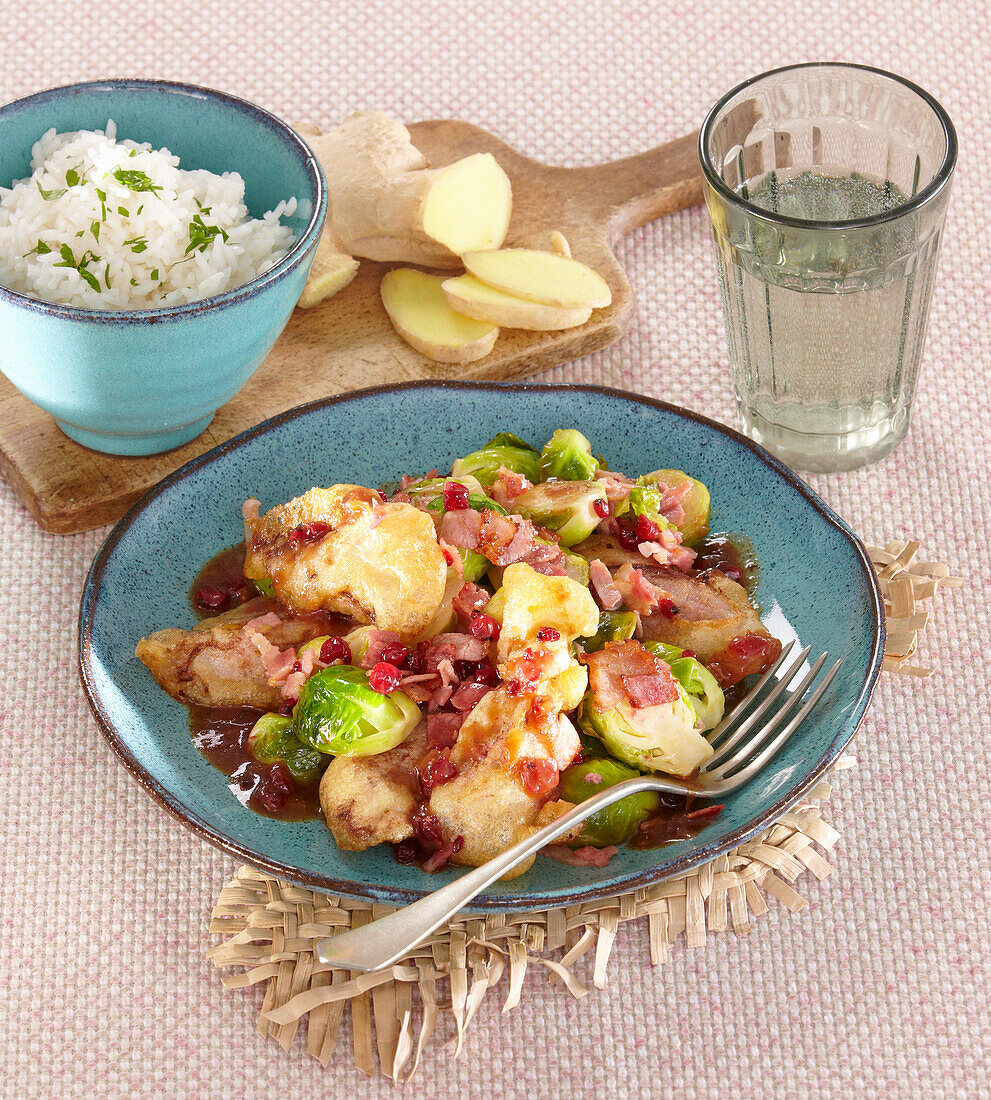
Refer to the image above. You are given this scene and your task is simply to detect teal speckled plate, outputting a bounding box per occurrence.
[78,382,884,911]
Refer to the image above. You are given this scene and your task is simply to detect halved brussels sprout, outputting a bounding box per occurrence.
[644,642,725,731]
[560,546,591,586]
[292,665,420,756]
[577,680,712,776]
[248,713,325,781]
[451,433,541,488]
[559,758,660,847]
[582,609,638,653]
[639,469,711,546]
[514,480,607,547]
[453,546,490,583]
[539,428,598,482]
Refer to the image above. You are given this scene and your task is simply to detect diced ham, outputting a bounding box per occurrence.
[658,481,691,527]
[421,633,488,672]
[478,511,534,565]
[516,540,568,577]
[589,558,622,610]
[428,681,454,711]
[438,508,483,549]
[450,680,493,711]
[621,671,679,708]
[262,646,295,684]
[614,562,663,614]
[489,466,533,507]
[360,629,403,669]
[426,711,464,749]
[667,544,697,572]
[279,647,318,700]
[542,844,619,867]
[583,639,677,710]
[595,470,634,511]
[453,581,491,626]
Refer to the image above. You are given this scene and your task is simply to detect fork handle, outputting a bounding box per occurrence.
[316,774,688,973]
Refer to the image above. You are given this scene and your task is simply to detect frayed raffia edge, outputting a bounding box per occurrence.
[207,541,956,1080]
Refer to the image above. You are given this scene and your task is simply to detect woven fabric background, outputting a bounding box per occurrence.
[1,2,987,1097]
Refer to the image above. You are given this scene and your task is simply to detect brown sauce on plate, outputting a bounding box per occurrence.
[694,532,759,594]
[189,705,321,821]
[188,543,255,619]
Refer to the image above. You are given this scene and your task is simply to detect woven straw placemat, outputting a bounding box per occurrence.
[206,540,959,1081]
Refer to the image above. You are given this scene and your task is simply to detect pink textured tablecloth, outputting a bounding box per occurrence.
[2,3,987,1097]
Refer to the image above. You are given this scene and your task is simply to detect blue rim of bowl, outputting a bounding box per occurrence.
[78,381,886,910]
[699,61,958,232]
[0,79,327,323]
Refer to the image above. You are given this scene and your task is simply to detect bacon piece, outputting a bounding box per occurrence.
[280,647,318,700]
[489,466,533,507]
[426,711,464,749]
[477,511,533,565]
[542,844,619,868]
[439,538,464,576]
[262,646,295,684]
[453,581,491,626]
[515,540,567,577]
[423,836,465,872]
[583,640,677,710]
[621,671,679,708]
[589,558,622,610]
[438,508,483,549]
[360,629,403,669]
[244,612,282,633]
[614,562,663,614]
[421,633,488,672]
[428,681,454,711]
[657,480,691,526]
[450,680,494,712]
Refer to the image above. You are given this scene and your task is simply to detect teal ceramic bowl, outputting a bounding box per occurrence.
[79,383,885,912]
[0,80,326,455]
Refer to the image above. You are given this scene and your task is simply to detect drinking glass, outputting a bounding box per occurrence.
[699,63,957,472]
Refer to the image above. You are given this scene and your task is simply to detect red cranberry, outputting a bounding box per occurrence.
[616,523,641,551]
[472,664,500,686]
[380,641,410,665]
[291,659,302,673]
[441,547,455,566]
[442,482,470,510]
[450,836,464,855]
[279,698,297,716]
[224,576,247,595]
[592,498,610,519]
[195,585,228,610]
[369,662,401,693]
[319,635,352,664]
[255,763,292,814]
[411,806,445,850]
[658,598,679,618]
[518,758,559,797]
[681,648,697,660]
[395,839,419,865]
[418,755,459,794]
[634,514,661,541]
[470,613,500,641]
[401,647,423,673]
[536,626,561,642]
[452,659,478,680]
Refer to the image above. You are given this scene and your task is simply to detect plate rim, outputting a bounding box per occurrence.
[78,380,885,911]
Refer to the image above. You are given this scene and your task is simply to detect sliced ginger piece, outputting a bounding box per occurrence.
[463,247,612,310]
[381,269,498,363]
[297,233,360,308]
[421,153,512,256]
[442,273,591,330]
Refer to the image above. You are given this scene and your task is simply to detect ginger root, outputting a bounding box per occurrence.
[297,112,513,307]
[442,273,592,330]
[381,268,498,363]
[463,247,612,310]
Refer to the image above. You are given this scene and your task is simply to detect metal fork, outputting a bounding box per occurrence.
[317,640,840,972]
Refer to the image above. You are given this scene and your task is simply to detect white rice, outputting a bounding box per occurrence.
[0,120,297,309]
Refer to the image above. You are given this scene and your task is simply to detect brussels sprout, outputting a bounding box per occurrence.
[292,665,420,756]
[582,609,638,653]
[560,546,590,586]
[559,758,660,847]
[514,480,608,547]
[577,679,712,777]
[248,713,325,781]
[451,433,541,488]
[252,575,275,598]
[538,428,598,482]
[639,469,711,546]
[452,546,490,583]
[644,642,725,731]
[483,586,506,622]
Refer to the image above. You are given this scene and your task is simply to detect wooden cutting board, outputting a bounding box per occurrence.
[0,121,703,534]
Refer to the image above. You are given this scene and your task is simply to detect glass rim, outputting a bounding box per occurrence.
[698,62,958,231]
